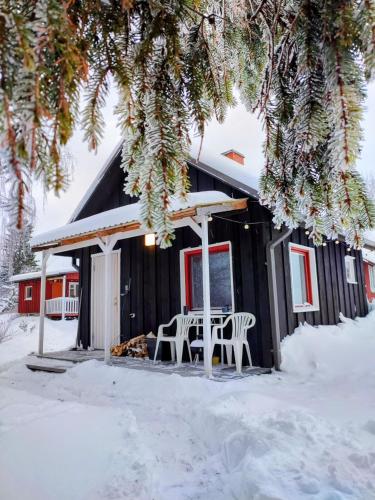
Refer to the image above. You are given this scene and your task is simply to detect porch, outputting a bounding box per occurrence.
[31,191,271,378]
[45,297,79,318]
[34,349,271,380]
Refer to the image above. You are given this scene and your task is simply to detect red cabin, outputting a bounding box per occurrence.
[11,267,79,318]
[363,250,375,304]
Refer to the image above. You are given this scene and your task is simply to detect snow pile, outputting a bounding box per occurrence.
[1,313,375,499]
[281,311,375,379]
[0,315,76,367]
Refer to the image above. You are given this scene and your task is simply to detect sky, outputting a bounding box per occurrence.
[33,83,375,237]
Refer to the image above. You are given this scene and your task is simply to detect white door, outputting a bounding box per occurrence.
[91,250,120,349]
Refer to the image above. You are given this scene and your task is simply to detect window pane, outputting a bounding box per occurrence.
[290,252,308,305]
[345,260,353,281]
[345,257,356,283]
[189,250,232,309]
[69,283,78,297]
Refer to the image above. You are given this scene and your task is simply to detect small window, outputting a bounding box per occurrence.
[24,286,32,301]
[289,244,319,312]
[369,265,375,292]
[345,256,357,284]
[181,242,234,311]
[68,282,79,298]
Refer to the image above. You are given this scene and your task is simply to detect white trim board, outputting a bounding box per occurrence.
[288,242,320,314]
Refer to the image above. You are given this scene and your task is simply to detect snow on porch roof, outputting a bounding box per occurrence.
[31,191,247,251]
[10,266,77,282]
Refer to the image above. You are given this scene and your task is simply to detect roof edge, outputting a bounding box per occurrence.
[68,141,123,223]
[187,155,259,199]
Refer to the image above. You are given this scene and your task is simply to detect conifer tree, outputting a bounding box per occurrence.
[0,0,374,247]
[11,224,38,276]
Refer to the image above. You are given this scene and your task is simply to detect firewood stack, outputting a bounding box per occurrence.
[111,334,148,358]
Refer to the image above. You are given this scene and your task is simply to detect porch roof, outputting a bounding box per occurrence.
[31,191,247,252]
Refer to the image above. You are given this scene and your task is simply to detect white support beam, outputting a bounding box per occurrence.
[101,235,118,364]
[45,237,104,255]
[40,217,206,257]
[38,251,50,355]
[201,215,212,378]
[61,274,66,320]
[186,217,203,238]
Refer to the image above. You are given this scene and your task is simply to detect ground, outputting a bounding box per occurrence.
[0,313,375,500]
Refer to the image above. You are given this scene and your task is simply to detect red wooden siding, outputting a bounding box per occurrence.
[364,262,375,303]
[17,272,79,314]
[18,280,41,314]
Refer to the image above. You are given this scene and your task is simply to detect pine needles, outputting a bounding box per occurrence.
[0,0,374,247]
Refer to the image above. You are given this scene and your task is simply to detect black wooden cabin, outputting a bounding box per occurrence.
[53,146,368,368]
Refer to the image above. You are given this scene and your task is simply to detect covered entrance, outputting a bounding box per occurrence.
[31,191,248,378]
[91,251,120,349]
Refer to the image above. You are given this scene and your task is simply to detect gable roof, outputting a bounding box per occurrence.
[68,142,259,223]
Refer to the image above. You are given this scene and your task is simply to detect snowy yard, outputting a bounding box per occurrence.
[0,314,375,500]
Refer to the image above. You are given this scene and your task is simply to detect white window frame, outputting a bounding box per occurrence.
[24,285,33,301]
[68,282,79,298]
[180,241,235,313]
[345,256,357,284]
[289,243,320,313]
[368,264,375,293]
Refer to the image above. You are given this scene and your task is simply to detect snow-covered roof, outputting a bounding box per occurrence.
[10,266,77,282]
[68,142,259,223]
[32,191,244,249]
[189,141,259,196]
[362,248,375,265]
[364,230,375,250]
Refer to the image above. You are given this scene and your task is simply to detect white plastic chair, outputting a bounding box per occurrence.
[154,314,197,365]
[211,313,256,373]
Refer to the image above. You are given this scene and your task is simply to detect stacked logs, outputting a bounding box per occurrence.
[111,334,148,358]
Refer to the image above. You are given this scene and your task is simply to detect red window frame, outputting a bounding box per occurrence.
[290,246,313,306]
[184,243,230,310]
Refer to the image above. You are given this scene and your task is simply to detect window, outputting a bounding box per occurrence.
[68,282,79,298]
[24,286,32,301]
[181,242,234,311]
[369,265,375,292]
[345,256,357,284]
[289,244,319,312]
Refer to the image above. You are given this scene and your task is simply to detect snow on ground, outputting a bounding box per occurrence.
[0,314,77,367]
[0,314,375,500]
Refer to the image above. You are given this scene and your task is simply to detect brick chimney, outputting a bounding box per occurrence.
[222,149,245,166]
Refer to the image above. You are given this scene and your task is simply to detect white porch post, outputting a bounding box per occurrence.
[99,235,117,365]
[201,215,212,378]
[104,246,113,364]
[61,274,66,320]
[38,251,49,355]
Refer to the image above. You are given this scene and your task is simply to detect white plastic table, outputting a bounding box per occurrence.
[188,313,229,365]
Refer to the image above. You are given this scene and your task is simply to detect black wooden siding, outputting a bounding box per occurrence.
[72,157,368,367]
[273,230,368,342]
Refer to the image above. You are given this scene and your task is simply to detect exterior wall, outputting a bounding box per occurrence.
[18,279,41,314]
[73,160,368,367]
[274,230,368,342]
[17,272,79,315]
[364,261,375,303]
[75,165,274,367]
